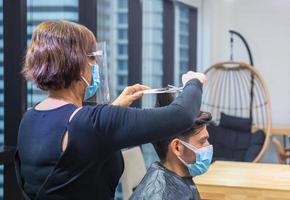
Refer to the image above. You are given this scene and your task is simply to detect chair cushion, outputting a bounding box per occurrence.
[244,130,265,161]
[208,125,249,161]
[208,125,264,162]
[219,113,252,132]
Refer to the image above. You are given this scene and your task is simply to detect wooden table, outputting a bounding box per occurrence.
[194,161,290,200]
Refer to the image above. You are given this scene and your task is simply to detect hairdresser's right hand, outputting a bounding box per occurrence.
[182,71,206,86]
[112,84,150,107]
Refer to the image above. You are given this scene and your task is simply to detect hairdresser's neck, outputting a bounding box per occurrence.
[49,87,83,107]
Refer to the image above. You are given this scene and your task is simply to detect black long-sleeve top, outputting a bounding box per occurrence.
[16,79,202,200]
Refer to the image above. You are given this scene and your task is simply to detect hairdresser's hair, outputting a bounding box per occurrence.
[22,20,96,90]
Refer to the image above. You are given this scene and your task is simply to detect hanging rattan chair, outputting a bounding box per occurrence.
[202,61,272,162]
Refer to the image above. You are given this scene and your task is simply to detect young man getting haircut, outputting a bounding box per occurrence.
[130,94,213,200]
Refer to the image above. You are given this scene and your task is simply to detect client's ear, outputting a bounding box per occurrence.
[170,138,185,157]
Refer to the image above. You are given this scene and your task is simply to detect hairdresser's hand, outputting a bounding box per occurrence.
[112,84,150,106]
[182,71,206,86]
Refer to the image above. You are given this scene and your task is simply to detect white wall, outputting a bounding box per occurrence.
[199,0,290,125]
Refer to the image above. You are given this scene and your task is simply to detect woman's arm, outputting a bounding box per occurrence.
[91,78,203,151]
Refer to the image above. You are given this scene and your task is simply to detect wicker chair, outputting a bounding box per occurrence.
[272,137,290,164]
[202,61,272,162]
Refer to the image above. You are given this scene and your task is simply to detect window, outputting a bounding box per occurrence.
[180,34,188,46]
[175,3,190,85]
[118,29,127,40]
[142,0,164,107]
[26,0,79,107]
[118,60,128,71]
[97,0,128,102]
[118,0,128,9]
[118,44,128,55]
[141,0,164,168]
[117,75,127,86]
[118,13,127,25]
[0,1,3,198]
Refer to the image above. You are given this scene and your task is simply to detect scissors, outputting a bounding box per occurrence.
[138,85,183,94]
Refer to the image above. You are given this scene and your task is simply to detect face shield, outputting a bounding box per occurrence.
[84,42,110,104]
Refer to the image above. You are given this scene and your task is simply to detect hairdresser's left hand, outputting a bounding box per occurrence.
[112,84,150,106]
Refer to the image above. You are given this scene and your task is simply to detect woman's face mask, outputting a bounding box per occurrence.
[178,140,213,177]
[81,63,101,100]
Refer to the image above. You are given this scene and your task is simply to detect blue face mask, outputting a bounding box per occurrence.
[81,63,101,100]
[178,140,213,177]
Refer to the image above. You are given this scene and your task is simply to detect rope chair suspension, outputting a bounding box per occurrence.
[202,31,272,162]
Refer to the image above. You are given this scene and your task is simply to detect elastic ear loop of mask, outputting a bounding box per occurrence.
[177,140,197,166]
[179,140,198,153]
[81,76,90,86]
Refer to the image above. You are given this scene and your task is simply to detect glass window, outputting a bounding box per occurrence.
[143,13,163,28]
[117,75,127,86]
[118,0,128,9]
[141,0,164,168]
[0,1,3,198]
[143,0,163,13]
[143,29,163,44]
[97,0,128,103]
[118,59,128,71]
[180,35,188,46]
[118,29,127,40]
[142,0,164,107]
[175,3,190,86]
[180,23,188,33]
[26,0,79,107]
[180,49,189,59]
[180,61,188,71]
[179,5,189,19]
[118,13,127,25]
[152,44,163,58]
[118,44,128,55]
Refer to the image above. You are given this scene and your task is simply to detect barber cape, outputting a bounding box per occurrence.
[129,162,201,200]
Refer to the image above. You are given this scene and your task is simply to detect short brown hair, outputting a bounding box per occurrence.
[22,20,96,90]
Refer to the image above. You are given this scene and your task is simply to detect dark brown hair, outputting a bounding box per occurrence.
[22,20,96,90]
[153,93,212,161]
